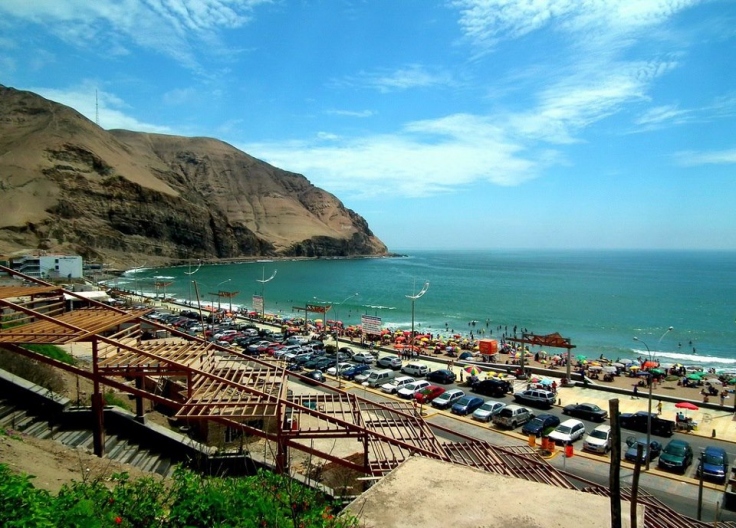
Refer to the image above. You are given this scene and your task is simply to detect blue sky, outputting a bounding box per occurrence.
[1,0,735,251]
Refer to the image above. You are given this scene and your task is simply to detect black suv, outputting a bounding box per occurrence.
[471,378,513,397]
[619,411,675,437]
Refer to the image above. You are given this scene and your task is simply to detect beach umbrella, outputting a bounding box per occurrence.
[650,368,665,375]
[576,354,587,361]
[686,373,703,381]
[642,360,657,369]
[629,365,640,371]
[539,378,553,386]
[619,358,633,365]
[465,365,483,376]
[612,362,625,368]
[675,402,699,411]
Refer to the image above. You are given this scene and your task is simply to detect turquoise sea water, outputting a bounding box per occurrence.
[116,250,736,371]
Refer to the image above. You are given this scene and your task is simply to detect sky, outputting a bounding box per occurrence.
[1,0,735,251]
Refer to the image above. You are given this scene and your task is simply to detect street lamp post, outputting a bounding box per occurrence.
[406,281,430,354]
[333,293,359,388]
[315,293,358,388]
[633,336,654,471]
[256,267,277,319]
[632,327,673,472]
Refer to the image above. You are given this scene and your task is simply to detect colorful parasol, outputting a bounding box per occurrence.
[465,365,483,376]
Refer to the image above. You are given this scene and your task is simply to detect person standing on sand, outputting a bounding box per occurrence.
[656,400,663,415]
[632,385,639,399]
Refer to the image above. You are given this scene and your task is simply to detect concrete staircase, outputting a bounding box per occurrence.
[0,399,178,478]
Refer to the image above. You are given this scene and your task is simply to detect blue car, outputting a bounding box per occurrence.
[451,396,485,416]
[697,446,729,482]
[340,364,371,380]
[521,413,561,437]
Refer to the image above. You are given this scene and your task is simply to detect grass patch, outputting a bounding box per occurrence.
[103,391,131,411]
[23,344,76,365]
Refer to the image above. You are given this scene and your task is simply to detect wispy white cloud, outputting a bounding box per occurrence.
[337,64,456,93]
[32,81,172,133]
[0,0,269,69]
[634,104,691,128]
[675,148,736,166]
[326,109,375,118]
[243,113,546,199]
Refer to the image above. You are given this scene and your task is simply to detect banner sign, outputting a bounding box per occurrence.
[361,315,382,335]
[252,295,263,313]
[306,304,330,313]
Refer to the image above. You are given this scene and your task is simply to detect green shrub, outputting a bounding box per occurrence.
[0,464,359,528]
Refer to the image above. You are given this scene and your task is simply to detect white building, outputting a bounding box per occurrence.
[12,255,84,279]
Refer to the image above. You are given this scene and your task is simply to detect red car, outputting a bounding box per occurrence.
[415,385,446,404]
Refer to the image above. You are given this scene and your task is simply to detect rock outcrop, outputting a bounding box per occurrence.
[0,85,387,267]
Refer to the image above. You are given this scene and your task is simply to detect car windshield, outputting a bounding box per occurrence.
[528,418,543,427]
[557,426,572,434]
[479,403,495,411]
[705,454,724,465]
[457,397,471,405]
[589,430,608,440]
[665,445,686,456]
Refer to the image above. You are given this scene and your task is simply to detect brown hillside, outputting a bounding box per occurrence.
[0,85,387,267]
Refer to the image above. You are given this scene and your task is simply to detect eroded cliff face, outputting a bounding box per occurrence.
[0,85,387,267]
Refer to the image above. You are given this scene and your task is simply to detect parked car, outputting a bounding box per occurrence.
[364,369,397,388]
[426,369,457,384]
[493,404,533,429]
[340,364,371,380]
[451,395,485,416]
[326,362,353,377]
[562,402,608,422]
[548,419,586,444]
[620,411,675,437]
[472,401,507,422]
[401,362,429,377]
[354,369,376,384]
[313,357,337,371]
[377,355,403,370]
[381,376,416,394]
[623,436,662,464]
[521,413,561,437]
[471,378,513,397]
[338,346,355,357]
[303,370,326,385]
[415,385,446,404]
[397,380,431,399]
[352,352,375,364]
[513,389,556,408]
[583,425,613,454]
[697,446,729,483]
[431,389,465,410]
[658,439,694,473]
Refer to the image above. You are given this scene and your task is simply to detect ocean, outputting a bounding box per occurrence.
[112,250,736,372]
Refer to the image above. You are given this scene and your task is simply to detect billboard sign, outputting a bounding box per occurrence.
[252,295,263,313]
[361,315,382,336]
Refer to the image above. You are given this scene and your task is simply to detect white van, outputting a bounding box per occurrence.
[401,362,429,377]
[364,369,397,388]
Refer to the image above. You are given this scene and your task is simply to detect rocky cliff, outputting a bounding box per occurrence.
[0,85,388,267]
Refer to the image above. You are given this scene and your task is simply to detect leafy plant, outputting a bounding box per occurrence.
[0,464,359,528]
